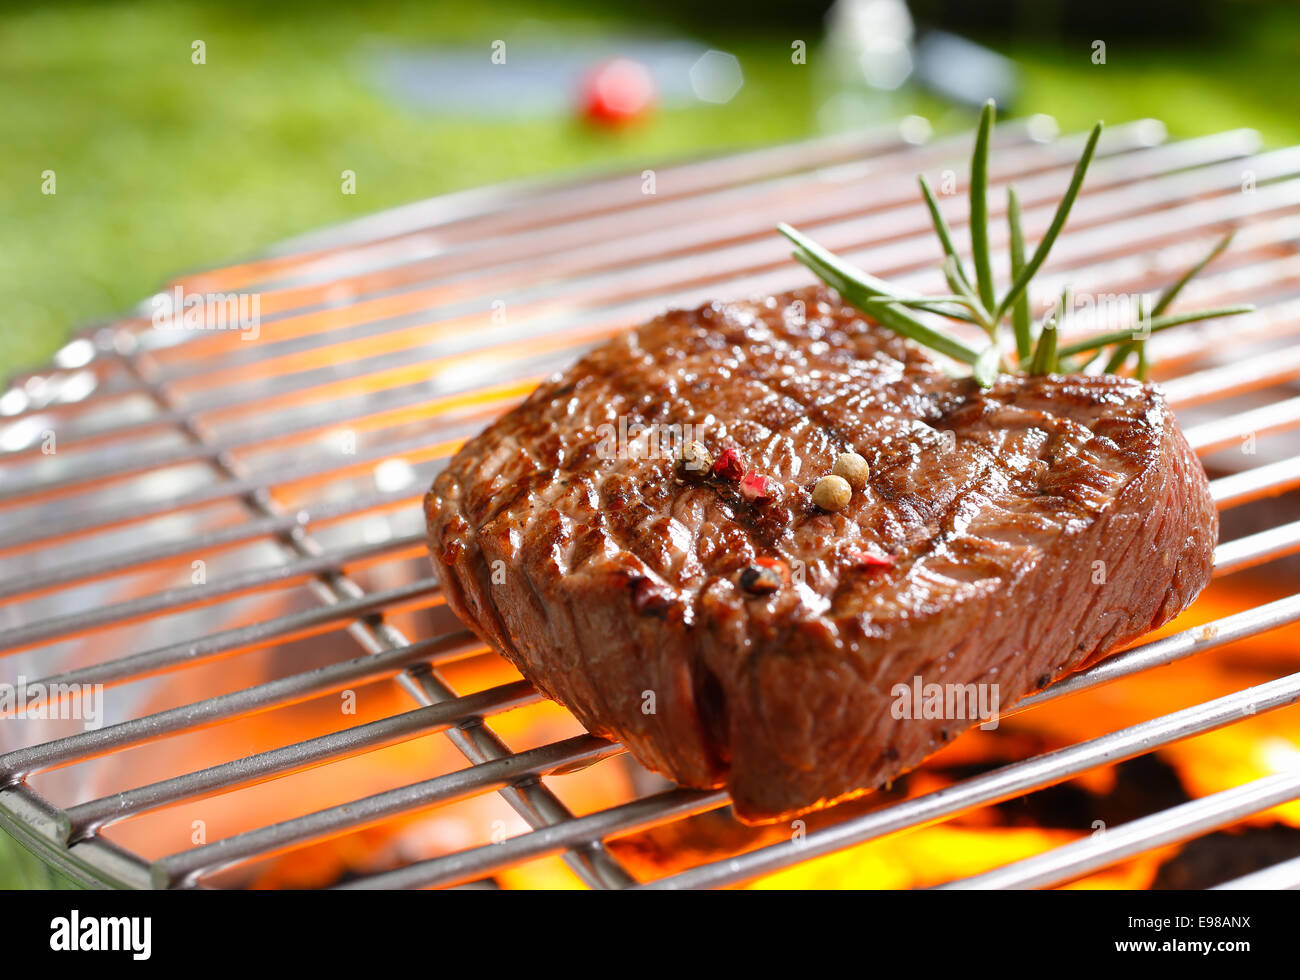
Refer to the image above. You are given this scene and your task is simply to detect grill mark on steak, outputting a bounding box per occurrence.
[425,286,1217,823]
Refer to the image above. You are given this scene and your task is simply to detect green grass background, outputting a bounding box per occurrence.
[2,0,1300,887]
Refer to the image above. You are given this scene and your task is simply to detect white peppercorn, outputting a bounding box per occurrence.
[812,474,852,512]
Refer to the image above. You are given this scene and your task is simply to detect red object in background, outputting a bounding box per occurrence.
[580,58,656,126]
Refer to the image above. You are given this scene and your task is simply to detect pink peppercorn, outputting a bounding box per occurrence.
[740,470,777,503]
[711,447,745,481]
[851,548,895,569]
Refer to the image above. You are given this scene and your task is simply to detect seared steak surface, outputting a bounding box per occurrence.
[425,286,1216,823]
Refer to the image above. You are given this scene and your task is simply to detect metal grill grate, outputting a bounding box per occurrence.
[4,117,1300,890]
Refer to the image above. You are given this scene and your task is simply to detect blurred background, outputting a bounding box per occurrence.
[2,0,1300,886]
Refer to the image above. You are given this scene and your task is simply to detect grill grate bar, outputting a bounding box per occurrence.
[940,769,1300,890]
[153,733,624,888]
[0,787,155,889]
[339,787,728,890]
[144,146,1287,397]
[0,426,469,554]
[1212,457,1300,509]
[60,679,541,841]
[393,666,637,888]
[1213,520,1300,575]
[0,533,429,653]
[1164,343,1300,409]
[138,125,1225,375]
[0,486,424,601]
[0,363,143,425]
[0,631,483,778]
[10,577,443,692]
[639,671,1300,890]
[1185,394,1300,455]
[0,386,485,507]
[1009,591,1300,716]
[1214,853,1300,889]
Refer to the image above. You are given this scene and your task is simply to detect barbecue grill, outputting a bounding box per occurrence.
[4,116,1300,890]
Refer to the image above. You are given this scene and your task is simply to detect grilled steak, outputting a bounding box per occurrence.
[424,286,1217,823]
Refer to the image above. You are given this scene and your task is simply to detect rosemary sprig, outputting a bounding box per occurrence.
[778,100,1254,386]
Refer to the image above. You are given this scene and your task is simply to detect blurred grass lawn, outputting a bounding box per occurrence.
[1,0,1299,887]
